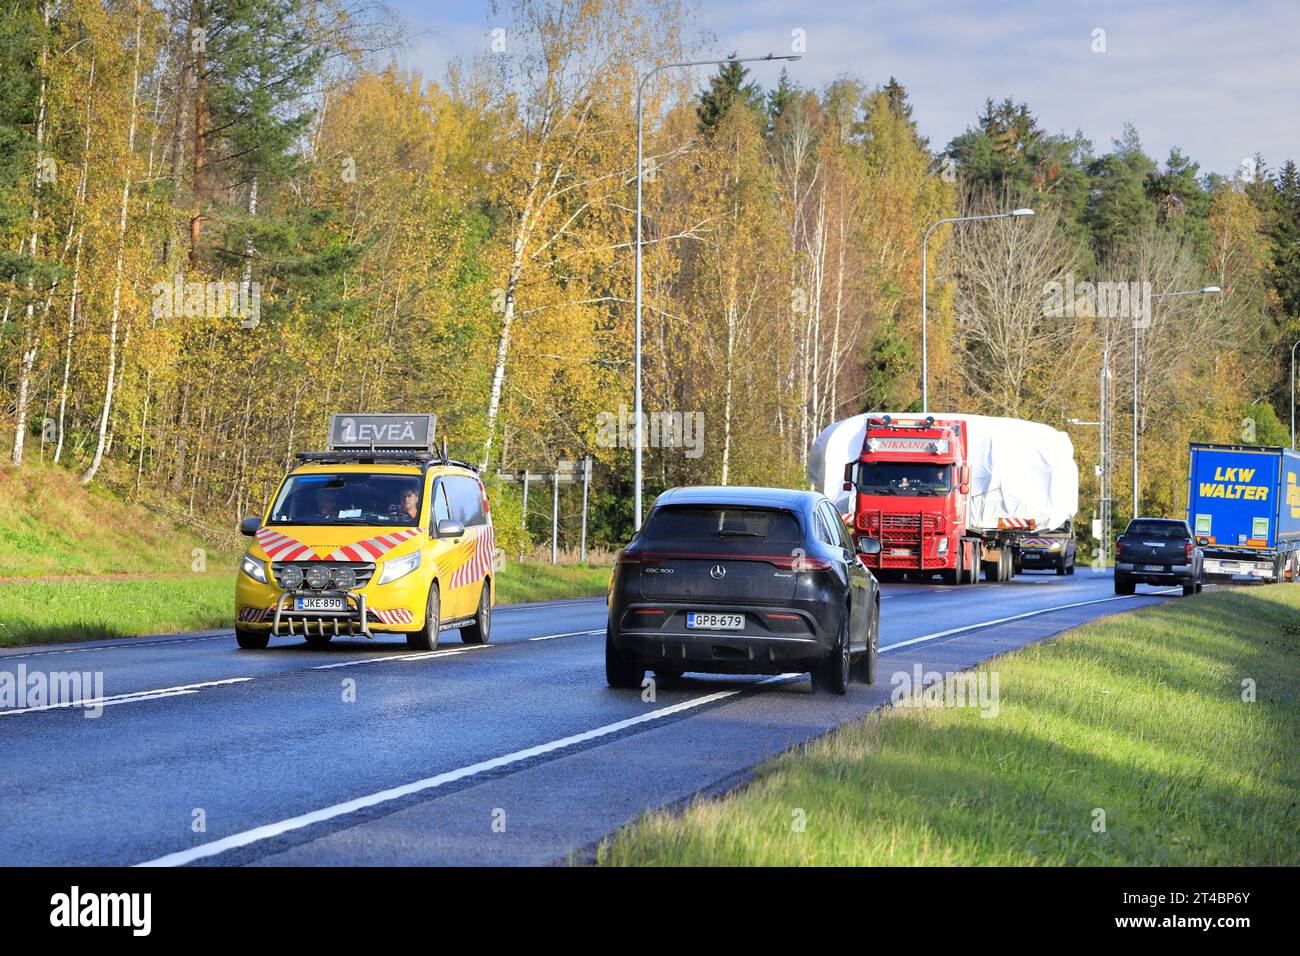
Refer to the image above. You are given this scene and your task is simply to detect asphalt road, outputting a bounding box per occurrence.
[0,568,1200,866]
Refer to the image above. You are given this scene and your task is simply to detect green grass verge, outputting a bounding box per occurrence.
[494,558,611,605]
[0,460,234,578]
[0,574,236,646]
[0,559,609,647]
[596,585,1300,866]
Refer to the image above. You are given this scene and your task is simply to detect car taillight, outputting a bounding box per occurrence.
[769,555,833,571]
[1186,541,1193,560]
[1115,536,1124,558]
[616,551,659,567]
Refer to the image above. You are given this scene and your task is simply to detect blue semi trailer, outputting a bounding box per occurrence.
[1186,442,1300,582]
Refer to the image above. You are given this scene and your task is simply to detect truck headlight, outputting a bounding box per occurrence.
[241,553,268,584]
[937,537,949,554]
[378,550,421,585]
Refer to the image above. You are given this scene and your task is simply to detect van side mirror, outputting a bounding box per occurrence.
[240,517,260,537]
[436,519,466,539]
[855,536,882,556]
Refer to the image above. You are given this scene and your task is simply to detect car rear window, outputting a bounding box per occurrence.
[1126,521,1189,539]
[639,505,803,552]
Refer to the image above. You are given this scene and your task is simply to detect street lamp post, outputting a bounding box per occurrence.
[1132,286,1222,519]
[634,53,800,529]
[920,208,1033,413]
[1068,346,1112,564]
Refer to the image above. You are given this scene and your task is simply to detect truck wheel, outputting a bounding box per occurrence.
[235,627,270,650]
[407,583,440,651]
[941,548,962,585]
[965,542,981,583]
[1002,549,1014,580]
[605,628,643,689]
[982,558,999,582]
[460,579,492,644]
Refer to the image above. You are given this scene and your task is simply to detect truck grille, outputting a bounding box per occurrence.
[271,560,376,590]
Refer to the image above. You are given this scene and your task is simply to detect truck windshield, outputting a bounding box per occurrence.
[856,462,952,496]
[268,473,423,526]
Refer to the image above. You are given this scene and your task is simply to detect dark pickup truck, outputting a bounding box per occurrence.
[1115,518,1203,596]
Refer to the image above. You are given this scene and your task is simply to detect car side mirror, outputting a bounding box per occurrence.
[436,519,466,539]
[1196,536,1209,547]
[856,536,882,556]
[240,517,260,537]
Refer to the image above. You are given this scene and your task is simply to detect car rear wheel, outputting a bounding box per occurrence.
[813,614,850,695]
[1182,580,1196,597]
[235,627,270,650]
[605,628,644,689]
[850,602,879,685]
[407,584,440,651]
[460,580,492,644]
[1114,576,1135,596]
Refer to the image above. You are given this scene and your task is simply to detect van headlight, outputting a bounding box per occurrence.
[241,553,268,584]
[378,550,422,585]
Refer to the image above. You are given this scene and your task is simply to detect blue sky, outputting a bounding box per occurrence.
[391,0,1299,178]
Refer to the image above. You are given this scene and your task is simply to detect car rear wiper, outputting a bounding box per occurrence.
[716,530,762,537]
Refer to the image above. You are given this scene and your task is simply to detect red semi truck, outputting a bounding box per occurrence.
[811,413,1079,585]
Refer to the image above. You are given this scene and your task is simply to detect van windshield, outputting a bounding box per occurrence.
[269,473,423,526]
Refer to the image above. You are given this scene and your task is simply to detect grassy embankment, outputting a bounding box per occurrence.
[597,585,1299,866]
[0,462,610,647]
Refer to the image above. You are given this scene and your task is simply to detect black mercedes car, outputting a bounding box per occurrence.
[605,486,882,695]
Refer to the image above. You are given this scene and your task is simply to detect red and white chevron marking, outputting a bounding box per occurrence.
[372,608,414,625]
[1019,537,1054,549]
[237,606,274,623]
[255,528,321,562]
[450,524,495,589]
[997,518,1036,530]
[328,529,423,562]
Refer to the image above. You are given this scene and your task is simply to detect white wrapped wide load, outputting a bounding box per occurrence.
[809,412,1079,533]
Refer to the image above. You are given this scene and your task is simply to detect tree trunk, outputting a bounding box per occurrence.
[82,0,143,485]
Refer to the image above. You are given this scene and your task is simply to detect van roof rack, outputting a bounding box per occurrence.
[293,449,478,474]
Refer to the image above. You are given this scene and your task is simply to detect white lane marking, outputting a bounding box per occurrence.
[880,588,1179,652]
[498,599,605,612]
[0,678,253,716]
[136,675,794,867]
[528,629,603,642]
[0,634,227,661]
[310,646,490,670]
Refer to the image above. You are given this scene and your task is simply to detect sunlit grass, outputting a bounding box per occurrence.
[596,585,1300,866]
[0,559,610,647]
